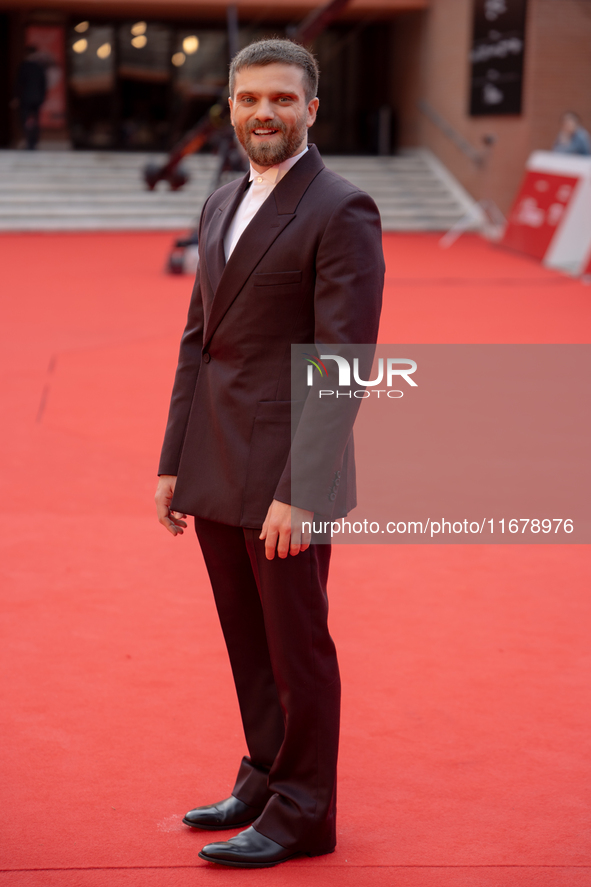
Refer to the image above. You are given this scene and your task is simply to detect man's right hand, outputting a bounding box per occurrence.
[155,475,187,536]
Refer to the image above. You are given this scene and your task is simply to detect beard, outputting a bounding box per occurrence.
[234,113,308,167]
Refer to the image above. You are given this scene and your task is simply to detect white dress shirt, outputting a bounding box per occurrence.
[224,146,309,260]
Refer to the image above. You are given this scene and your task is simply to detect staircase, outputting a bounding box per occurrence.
[0,148,477,233]
[323,151,478,231]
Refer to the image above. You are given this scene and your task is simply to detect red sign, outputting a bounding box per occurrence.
[25,25,66,129]
[502,171,579,260]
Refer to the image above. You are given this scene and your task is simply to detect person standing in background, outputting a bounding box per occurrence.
[553,112,591,156]
[15,46,47,150]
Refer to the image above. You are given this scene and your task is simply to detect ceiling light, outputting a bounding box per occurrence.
[74,21,89,33]
[172,52,186,67]
[131,21,147,36]
[97,43,111,59]
[131,35,147,49]
[72,38,88,53]
[182,35,199,55]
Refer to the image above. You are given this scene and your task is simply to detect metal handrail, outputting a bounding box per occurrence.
[418,100,485,167]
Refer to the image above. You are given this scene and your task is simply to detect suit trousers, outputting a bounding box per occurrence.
[194,517,340,852]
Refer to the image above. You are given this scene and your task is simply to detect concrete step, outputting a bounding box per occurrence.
[0,148,478,232]
[0,217,195,231]
[0,194,209,207]
[0,191,463,206]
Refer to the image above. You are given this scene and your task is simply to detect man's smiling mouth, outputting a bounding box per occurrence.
[253,128,279,136]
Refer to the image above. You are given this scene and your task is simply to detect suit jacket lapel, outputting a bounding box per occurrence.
[204,173,249,300]
[203,146,325,349]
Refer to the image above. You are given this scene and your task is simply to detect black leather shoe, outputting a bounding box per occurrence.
[182,796,263,830]
[198,825,335,868]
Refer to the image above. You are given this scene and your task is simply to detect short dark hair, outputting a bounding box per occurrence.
[229,39,319,103]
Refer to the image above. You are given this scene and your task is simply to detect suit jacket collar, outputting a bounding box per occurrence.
[271,143,325,214]
[203,145,325,348]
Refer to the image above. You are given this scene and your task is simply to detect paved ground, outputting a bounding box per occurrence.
[1,232,589,886]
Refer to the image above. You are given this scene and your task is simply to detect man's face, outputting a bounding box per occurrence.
[562,114,578,136]
[229,63,319,170]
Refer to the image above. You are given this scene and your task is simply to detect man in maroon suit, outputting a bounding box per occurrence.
[155,39,384,868]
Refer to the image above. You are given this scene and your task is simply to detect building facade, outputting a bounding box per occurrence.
[1,0,589,212]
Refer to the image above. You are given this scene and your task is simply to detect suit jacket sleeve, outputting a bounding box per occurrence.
[157,263,205,476]
[273,189,384,513]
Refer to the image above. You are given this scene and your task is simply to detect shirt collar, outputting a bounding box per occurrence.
[248,145,309,185]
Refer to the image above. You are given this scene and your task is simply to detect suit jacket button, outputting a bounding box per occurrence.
[329,492,337,501]
[336,470,341,478]
[202,352,211,363]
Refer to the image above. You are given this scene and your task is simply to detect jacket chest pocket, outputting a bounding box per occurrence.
[253,270,302,287]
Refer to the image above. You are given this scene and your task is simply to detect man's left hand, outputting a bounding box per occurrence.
[260,500,314,560]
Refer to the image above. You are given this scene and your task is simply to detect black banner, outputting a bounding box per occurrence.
[469,0,527,116]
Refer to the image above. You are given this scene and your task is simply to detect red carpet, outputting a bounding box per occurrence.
[1,232,590,886]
